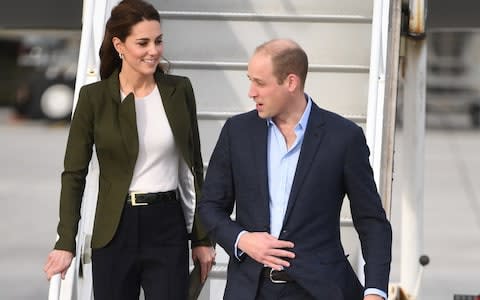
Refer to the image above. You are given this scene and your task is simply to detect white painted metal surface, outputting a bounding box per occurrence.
[398,0,428,295]
[400,38,427,295]
[358,0,392,285]
[48,0,120,299]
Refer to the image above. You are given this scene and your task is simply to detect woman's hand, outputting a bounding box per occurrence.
[43,249,74,280]
[191,246,216,283]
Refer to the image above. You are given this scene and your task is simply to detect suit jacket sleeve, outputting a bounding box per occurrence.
[54,86,94,254]
[198,119,245,257]
[344,125,392,292]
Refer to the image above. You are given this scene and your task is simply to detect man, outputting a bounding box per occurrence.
[198,39,392,300]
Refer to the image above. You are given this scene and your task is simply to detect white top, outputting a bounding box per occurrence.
[123,86,180,193]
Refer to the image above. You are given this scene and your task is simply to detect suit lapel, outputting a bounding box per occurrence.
[283,104,326,225]
[251,116,270,222]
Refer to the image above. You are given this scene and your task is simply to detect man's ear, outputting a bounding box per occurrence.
[286,74,300,92]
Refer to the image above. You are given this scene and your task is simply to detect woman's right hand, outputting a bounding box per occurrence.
[43,249,74,280]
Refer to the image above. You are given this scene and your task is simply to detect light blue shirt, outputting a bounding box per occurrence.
[234,94,386,299]
[267,96,311,237]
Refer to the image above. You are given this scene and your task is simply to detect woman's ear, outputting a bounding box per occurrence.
[112,37,123,54]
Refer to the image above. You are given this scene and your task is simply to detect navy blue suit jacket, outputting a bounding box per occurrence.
[198,102,392,300]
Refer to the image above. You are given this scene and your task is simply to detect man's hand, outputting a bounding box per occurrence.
[364,295,384,300]
[43,250,74,280]
[238,232,295,270]
[192,246,216,283]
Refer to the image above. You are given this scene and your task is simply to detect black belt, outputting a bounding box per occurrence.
[126,191,176,206]
[262,267,294,283]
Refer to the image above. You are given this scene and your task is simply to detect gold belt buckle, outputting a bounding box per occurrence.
[130,192,148,206]
[269,268,287,284]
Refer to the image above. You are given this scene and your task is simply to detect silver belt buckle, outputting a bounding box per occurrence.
[129,192,148,206]
[269,268,287,284]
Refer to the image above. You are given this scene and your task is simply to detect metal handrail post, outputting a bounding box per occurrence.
[400,0,427,294]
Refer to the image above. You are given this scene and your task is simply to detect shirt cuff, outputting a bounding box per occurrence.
[234,230,247,260]
[364,288,387,299]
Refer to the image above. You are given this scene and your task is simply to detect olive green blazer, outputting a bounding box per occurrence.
[54,69,209,254]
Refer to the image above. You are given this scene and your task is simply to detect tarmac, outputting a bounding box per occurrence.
[390,113,480,300]
[0,107,479,300]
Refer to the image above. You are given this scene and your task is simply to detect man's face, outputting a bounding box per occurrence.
[247,52,289,120]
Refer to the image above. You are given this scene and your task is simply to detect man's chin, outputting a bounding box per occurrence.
[256,110,268,119]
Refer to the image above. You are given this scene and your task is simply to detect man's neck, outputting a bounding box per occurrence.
[273,93,307,128]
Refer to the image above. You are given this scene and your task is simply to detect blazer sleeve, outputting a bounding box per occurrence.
[54,86,94,254]
[344,125,392,292]
[184,77,213,248]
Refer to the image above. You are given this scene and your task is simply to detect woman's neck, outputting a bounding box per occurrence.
[119,70,156,98]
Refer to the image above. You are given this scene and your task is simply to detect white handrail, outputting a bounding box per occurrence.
[48,275,61,300]
[48,1,119,299]
[158,11,372,23]
[359,0,391,286]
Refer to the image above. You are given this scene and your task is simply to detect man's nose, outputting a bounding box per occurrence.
[248,84,257,98]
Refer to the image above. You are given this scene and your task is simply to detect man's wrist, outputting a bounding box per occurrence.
[234,230,247,260]
[364,287,387,299]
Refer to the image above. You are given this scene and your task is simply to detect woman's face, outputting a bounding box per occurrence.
[115,19,163,77]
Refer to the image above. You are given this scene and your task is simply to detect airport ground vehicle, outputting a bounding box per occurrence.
[0,32,79,121]
[0,1,81,121]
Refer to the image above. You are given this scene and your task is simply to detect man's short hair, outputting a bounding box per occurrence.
[255,39,308,87]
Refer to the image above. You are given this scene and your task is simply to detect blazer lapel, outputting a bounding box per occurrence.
[107,70,139,172]
[156,73,176,120]
[155,71,192,167]
[283,104,326,225]
[107,69,189,173]
[118,93,139,171]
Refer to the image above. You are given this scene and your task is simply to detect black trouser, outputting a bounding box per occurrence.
[255,274,315,300]
[92,198,188,300]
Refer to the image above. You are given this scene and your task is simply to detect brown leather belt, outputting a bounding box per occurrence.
[126,191,176,206]
[262,267,294,283]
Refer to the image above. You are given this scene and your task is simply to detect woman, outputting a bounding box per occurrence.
[43,0,215,298]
